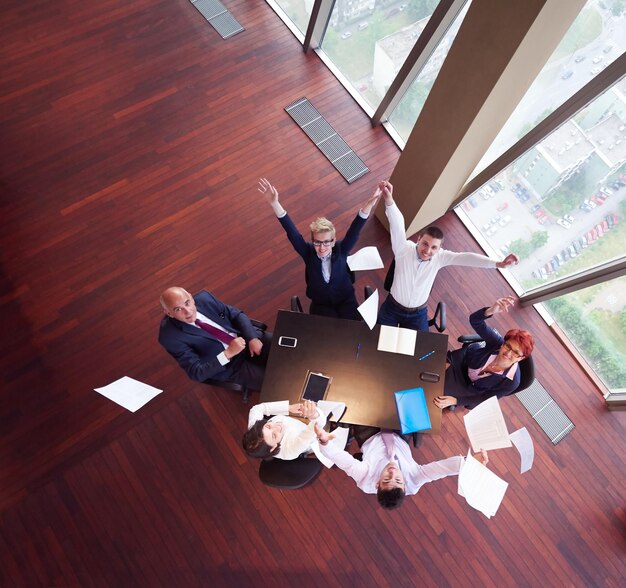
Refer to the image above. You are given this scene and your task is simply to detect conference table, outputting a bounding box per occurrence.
[260,310,448,434]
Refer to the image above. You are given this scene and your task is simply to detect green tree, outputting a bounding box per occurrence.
[531,230,549,248]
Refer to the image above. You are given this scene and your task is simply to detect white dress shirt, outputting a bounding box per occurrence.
[385,202,496,308]
[320,431,463,494]
[247,400,346,466]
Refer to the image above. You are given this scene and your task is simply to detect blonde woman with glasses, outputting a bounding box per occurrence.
[258,178,380,320]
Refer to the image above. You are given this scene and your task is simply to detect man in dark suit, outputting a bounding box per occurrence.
[158,287,271,390]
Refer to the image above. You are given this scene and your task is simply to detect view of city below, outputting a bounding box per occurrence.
[459,78,626,290]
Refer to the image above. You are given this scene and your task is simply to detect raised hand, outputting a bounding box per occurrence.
[487,296,516,316]
[258,177,279,205]
[301,399,319,420]
[379,180,393,205]
[313,422,335,445]
[361,187,382,214]
[496,253,520,268]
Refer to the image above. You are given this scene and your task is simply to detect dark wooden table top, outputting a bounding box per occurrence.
[261,310,448,433]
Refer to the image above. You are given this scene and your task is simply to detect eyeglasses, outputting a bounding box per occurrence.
[312,239,335,248]
[502,341,524,358]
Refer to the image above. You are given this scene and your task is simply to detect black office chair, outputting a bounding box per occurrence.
[383,260,447,332]
[204,318,268,403]
[290,295,303,313]
[290,286,374,314]
[457,334,535,394]
[258,456,323,489]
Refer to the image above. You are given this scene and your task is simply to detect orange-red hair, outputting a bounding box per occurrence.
[504,329,534,357]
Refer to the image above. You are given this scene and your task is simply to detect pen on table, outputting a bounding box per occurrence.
[418,350,435,361]
[356,342,361,361]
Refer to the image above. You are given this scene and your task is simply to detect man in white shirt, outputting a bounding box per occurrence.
[377,181,519,331]
[315,426,487,510]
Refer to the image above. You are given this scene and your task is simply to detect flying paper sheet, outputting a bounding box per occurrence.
[357,288,379,329]
[509,427,534,473]
[347,246,384,271]
[463,396,512,452]
[458,450,508,518]
[94,376,162,412]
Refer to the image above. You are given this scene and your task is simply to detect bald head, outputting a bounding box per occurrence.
[160,287,197,323]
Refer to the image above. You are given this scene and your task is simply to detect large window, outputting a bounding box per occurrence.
[473,0,626,176]
[319,0,445,111]
[268,0,314,36]
[542,275,626,393]
[455,76,626,399]
[456,78,626,293]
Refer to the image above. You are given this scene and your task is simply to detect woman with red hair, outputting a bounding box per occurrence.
[435,296,534,410]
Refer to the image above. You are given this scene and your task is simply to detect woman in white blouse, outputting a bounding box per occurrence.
[242,399,346,466]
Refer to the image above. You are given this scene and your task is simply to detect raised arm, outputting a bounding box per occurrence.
[314,423,369,484]
[258,177,285,217]
[381,181,412,257]
[469,297,515,347]
[247,400,291,429]
[360,186,382,216]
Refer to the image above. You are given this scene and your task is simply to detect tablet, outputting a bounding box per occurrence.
[300,371,332,403]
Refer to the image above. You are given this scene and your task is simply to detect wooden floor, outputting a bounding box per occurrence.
[1,1,624,586]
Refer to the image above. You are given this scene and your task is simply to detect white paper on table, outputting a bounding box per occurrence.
[347,246,384,271]
[377,324,417,356]
[509,427,534,473]
[94,376,162,412]
[458,450,508,518]
[463,396,512,452]
[357,288,379,330]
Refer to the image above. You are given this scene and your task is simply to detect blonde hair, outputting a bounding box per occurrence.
[309,217,335,239]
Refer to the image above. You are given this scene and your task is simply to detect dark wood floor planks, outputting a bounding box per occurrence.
[1,0,625,586]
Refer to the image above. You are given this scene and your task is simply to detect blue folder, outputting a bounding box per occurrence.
[394,387,432,434]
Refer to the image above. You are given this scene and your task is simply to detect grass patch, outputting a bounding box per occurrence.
[590,307,626,355]
[551,8,603,61]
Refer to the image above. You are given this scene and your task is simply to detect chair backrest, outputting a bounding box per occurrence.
[258,456,323,489]
[290,295,303,313]
[383,259,396,292]
[516,355,535,393]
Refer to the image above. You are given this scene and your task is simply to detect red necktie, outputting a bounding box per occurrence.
[194,319,235,345]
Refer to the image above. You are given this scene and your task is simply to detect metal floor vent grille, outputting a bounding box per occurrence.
[516,380,575,445]
[190,0,244,39]
[285,97,369,184]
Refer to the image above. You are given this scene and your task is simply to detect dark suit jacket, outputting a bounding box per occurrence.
[445,307,521,409]
[158,290,261,383]
[278,212,367,308]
